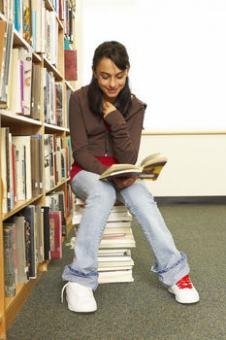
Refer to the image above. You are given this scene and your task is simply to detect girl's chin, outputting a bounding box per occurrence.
[105,90,119,98]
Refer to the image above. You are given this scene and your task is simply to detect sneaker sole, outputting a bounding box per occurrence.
[168,288,200,304]
[68,304,97,313]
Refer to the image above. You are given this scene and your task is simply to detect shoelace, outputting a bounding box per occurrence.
[176,274,193,289]
[61,282,69,303]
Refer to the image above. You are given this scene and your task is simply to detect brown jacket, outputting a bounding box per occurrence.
[69,85,147,175]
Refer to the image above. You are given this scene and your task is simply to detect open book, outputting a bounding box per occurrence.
[99,153,167,181]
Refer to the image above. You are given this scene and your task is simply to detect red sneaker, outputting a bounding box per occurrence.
[168,274,200,304]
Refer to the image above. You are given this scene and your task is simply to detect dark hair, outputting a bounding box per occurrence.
[87,41,132,117]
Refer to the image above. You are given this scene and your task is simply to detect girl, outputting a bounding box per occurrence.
[61,41,199,312]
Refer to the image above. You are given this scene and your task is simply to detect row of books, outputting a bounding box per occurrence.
[0,21,13,106]
[0,39,66,129]
[31,0,75,52]
[44,134,70,191]
[0,0,74,51]
[46,190,66,237]
[3,204,62,297]
[0,129,72,213]
[3,188,74,297]
[1,129,42,213]
[72,199,136,284]
[44,69,64,126]
[0,13,73,130]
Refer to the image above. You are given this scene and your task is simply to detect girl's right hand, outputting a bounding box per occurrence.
[112,176,138,189]
[102,100,116,117]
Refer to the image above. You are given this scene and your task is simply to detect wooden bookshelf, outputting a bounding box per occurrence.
[0,1,76,338]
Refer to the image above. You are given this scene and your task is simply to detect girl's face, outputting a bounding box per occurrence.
[94,57,128,101]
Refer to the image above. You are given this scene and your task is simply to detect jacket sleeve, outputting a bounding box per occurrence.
[104,104,146,164]
[69,92,108,174]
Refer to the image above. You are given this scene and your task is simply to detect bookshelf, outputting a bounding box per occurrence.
[0,1,76,338]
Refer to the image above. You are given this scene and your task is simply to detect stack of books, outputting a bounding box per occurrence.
[73,199,136,284]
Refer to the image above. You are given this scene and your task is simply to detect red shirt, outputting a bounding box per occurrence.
[70,156,118,182]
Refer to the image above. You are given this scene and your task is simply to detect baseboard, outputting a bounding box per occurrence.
[155,196,226,204]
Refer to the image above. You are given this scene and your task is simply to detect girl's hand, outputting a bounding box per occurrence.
[112,176,138,189]
[102,100,116,117]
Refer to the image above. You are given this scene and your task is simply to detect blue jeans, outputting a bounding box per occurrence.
[62,171,189,290]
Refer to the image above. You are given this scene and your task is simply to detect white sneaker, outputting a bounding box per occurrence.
[61,282,97,312]
[168,274,200,304]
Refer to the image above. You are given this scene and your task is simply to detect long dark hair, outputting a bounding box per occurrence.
[87,41,132,117]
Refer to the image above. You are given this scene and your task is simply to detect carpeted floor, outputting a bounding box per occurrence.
[7,204,226,340]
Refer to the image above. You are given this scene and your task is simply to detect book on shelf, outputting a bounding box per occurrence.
[99,153,167,181]
[12,135,32,201]
[13,215,29,284]
[1,127,10,213]
[41,206,51,261]
[31,63,42,120]
[49,210,62,260]
[23,0,32,44]
[64,49,77,81]
[45,191,67,236]
[22,205,37,279]
[0,21,13,107]
[35,205,45,264]
[31,134,43,196]
[3,222,16,296]
[0,20,7,85]
[0,1,14,21]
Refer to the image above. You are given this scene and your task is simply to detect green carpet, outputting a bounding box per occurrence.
[7,204,226,340]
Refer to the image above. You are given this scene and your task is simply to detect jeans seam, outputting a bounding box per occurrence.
[68,266,98,277]
[151,252,187,274]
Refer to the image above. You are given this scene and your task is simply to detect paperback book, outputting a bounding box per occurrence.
[99,153,167,181]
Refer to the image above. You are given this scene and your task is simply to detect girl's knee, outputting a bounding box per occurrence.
[88,183,117,205]
[122,182,156,208]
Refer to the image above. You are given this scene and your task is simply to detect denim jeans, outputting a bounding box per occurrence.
[62,171,189,290]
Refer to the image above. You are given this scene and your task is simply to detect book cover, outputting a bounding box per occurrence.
[18,47,32,116]
[23,0,32,44]
[0,22,13,105]
[49,210,62,259]
[41,206,51,261]
[35,205,44,264]
[64,49,77,81]
[22,205,37,279]
[0,20,7,82]
[3,222,16,296]
[13,216,28,284]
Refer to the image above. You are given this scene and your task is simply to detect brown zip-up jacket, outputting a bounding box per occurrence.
[69,85,147,175]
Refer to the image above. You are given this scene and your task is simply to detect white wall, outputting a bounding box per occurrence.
[75,1,226,196]
[139,133,226,196]
[76,0,226,131]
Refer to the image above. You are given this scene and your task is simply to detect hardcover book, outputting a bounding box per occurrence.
[64,49,77,81]
[3,222,16,296]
